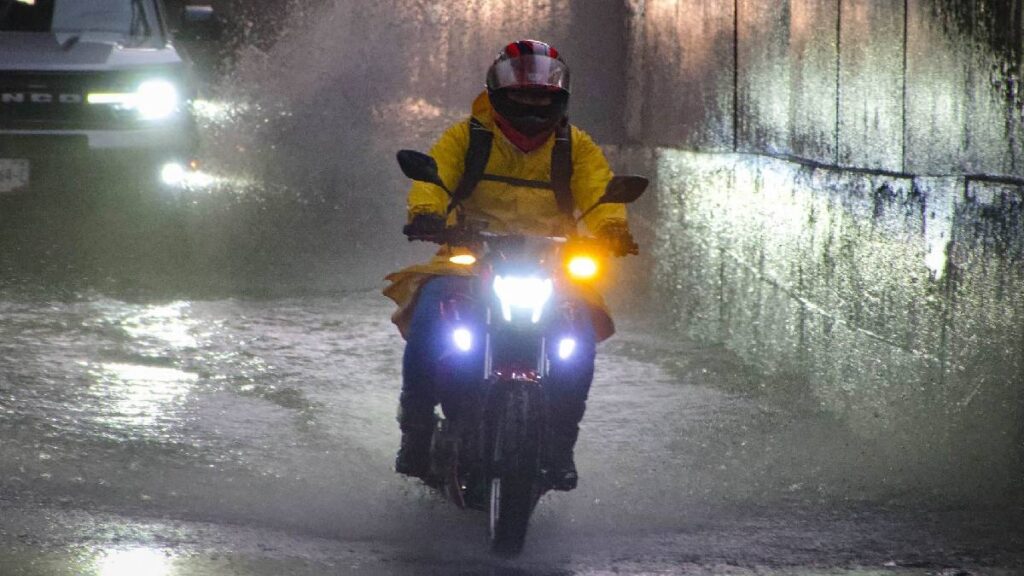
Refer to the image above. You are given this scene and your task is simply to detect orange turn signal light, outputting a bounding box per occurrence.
[449,254,477,266]
[567,255,599,280]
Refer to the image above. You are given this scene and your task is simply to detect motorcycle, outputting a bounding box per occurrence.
[396,149,647,556]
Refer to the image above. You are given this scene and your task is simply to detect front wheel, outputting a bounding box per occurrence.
[487,380,544,557]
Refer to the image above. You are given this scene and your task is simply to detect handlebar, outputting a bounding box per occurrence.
[405,228,564,245]
[405,227,638,256]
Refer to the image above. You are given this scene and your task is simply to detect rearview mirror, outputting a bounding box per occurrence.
[176,5,221,41]
[396,150,450,193]
[576,175,649,223]
[599,175,648,205]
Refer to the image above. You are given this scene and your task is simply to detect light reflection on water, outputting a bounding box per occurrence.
[122,302,199,350]
[88,302,202,431]
[92,363,196,428]
[94,547,174,576]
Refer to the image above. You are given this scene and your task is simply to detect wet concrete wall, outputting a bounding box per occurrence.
[626,0,1024,174]
[631,150,1024,489]
[622,0,1024,485]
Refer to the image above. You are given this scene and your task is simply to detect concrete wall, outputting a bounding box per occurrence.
[622,0,1024,486]
[633,150,1023,488]
[627,0,1024,175]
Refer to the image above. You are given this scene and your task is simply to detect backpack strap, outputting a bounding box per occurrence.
[451,116,575,218]
[550,119,574,218]
[449,117,493,214]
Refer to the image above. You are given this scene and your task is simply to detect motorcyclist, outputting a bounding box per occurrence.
[384,39,637,491]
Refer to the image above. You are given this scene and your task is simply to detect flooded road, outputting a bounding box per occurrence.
[1,281,1021,575]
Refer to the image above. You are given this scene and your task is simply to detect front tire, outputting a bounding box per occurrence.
[487,380,544,557]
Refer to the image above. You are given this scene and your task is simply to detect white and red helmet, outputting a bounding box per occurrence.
[486,40,571,138]
[486,39,571,95]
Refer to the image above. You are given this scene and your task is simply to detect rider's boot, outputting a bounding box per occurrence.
[395,393,435,479]
[545,333,594,491]
[546,419,580,491]
[546,384,589,491]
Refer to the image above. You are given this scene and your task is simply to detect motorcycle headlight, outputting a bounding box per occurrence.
[557,338,577,360]
[452,327,473,352]
[88,79,181,121]
[492,275,553,324]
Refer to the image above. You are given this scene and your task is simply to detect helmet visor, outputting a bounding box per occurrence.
[487,55,571,93]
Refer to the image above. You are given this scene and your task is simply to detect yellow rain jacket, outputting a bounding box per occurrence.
[384,92,627,342]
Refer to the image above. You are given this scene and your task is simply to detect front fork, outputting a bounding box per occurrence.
[432,288,588,499]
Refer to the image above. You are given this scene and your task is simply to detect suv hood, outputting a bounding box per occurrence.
[0,32,184,72]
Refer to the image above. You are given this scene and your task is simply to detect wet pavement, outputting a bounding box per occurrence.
[1,283,1021,575]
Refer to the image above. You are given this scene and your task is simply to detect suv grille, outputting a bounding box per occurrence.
[0,71,142,130]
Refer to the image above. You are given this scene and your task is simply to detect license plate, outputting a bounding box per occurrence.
[0,159,30,193]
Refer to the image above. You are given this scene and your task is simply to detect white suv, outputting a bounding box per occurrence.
[0,0,214,196]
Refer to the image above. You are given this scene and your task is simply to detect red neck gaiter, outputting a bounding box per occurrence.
[493,113,554,153]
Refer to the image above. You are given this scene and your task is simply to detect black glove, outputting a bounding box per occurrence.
[403,213,446,241]
[598,222,639,256]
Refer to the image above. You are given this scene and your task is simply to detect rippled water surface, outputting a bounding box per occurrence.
[1,280,1021,575]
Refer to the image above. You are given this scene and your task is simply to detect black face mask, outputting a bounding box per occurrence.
[489,90,569,136]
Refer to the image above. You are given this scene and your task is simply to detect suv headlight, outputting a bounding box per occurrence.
[135,80,180,120]
[88,79,181,121]
[492,275,553,324]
